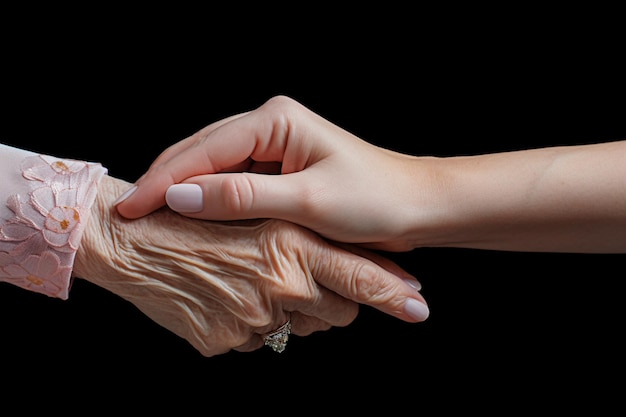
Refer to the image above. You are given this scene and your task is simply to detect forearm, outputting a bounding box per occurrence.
[414,140,626,253]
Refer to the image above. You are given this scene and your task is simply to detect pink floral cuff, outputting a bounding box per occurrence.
[0,147,107,299]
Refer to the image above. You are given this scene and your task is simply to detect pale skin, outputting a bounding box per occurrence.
[115,95,626,254]
[74,174,428,357]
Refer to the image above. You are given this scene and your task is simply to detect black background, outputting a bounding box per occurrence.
[1,10,625,412]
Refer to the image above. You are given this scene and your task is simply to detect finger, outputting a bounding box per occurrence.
[310,241,430,323]
[233,312,336,354]
[290,311,334,336]
[232,336,264,353]
[144,112,250,171]
[115,104,293,219]
[282,282,360,328]
[334,242,423,290]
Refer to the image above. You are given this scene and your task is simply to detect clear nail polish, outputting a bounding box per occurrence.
[403,278,422,292]
[405,299,430,321]
[113,185,137,206]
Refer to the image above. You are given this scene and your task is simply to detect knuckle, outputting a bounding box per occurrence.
[350,262,395,304]
[220,174,255,214]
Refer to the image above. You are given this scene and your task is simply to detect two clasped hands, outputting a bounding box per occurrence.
[110,95,626,356]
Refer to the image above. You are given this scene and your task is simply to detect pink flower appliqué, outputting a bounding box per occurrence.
[0,251,72,298]
[22,154,90,191]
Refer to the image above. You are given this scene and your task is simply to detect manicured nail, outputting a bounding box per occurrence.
[405,299,430,321]
[166,184,203,212]
[113,185,137,206]
[403,278,422,292]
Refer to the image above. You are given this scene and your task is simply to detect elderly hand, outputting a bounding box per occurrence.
[74,175,428,357]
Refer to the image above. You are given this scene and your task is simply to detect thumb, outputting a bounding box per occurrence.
[165,172,303,221]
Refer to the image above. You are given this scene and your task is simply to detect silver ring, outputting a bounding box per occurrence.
[263,317,292,353]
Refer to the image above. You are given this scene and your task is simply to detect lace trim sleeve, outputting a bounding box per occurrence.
[0,149,107,299]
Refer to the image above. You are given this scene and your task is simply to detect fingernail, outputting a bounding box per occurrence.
[113,185,137,206]
[403,278,422,292]
[405,299,430,321]
[166,184,203,212]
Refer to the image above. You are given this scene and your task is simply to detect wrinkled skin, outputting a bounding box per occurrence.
[74,175,426,357]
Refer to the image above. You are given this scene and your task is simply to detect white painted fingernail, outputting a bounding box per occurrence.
[166,184,203,212]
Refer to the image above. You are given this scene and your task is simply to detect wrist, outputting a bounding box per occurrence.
[407,153,522,250]
[398,156,460,250]
[73,175,128,283]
